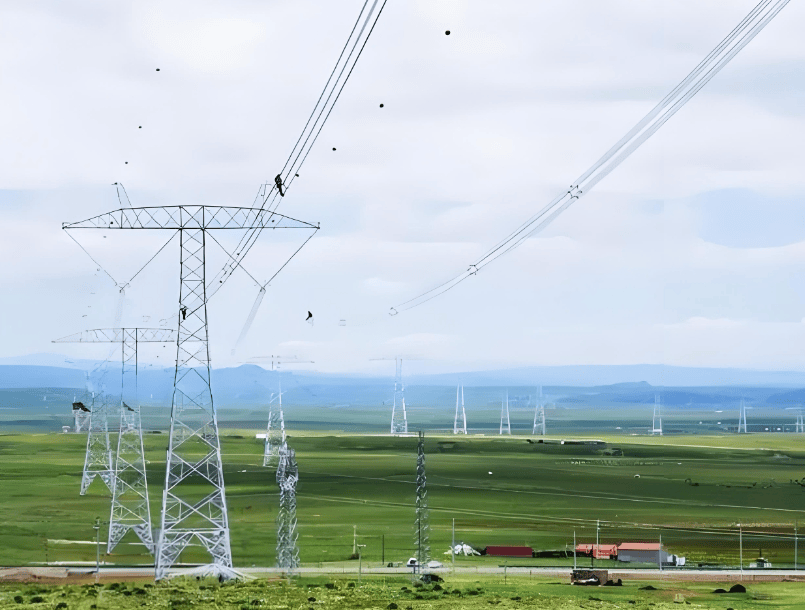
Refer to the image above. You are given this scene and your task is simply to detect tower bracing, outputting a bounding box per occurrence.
[54,328,175,552]
[79,389,113,494]
[64,205,317,580]
[414,430,430,569]
[532,385,546,435]
[390,357,408,434]
[499,391,511,435]
[73,401,91,433]
[276,442,300,572]
[263,383,286,468]
[453,384,467,434]
[797,408,804,434]
[651,394,663,436]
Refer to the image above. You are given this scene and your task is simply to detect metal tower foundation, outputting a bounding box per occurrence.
[276,442,300,572]
[391,357,408,434]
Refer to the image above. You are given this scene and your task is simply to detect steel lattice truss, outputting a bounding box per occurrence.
[390,357,408,434]
[65,205,316,580]
[55,327,175,552]
[532,387,546,436]
[109,403,154,553]
[499,392,511,435]
[414,430,429,568]
[73,407,91,433]
[276,443,300,572]
[79,391,113,495]
[263,389,286,469]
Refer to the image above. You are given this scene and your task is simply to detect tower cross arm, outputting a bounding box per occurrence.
[62,206,319,231]
[53,328,177,343]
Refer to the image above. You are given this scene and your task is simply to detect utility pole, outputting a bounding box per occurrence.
[357,544,366,583]
[94,516,101,583]
[353,525,357,556]
[739,523,743,578]
[451,518,455,571]
[382,534,385,565]
[573,530,577,570]
[65,203,317,580]
[796,521,798,571]
[659,533,662,572]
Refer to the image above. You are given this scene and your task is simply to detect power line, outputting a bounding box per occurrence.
[392,0,790,314]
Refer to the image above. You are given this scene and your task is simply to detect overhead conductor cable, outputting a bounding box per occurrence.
[392,0,790,314]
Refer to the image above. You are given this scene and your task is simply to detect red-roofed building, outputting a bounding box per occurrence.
[575,544,617,560]
[617,542,673,565]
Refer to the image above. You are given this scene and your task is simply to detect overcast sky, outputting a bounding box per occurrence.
[1,0,804,375]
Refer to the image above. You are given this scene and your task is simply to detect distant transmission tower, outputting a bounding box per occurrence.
[391,357,408,434]
[453,384,467,434]
[79,388,113,495]
[414,430,430,568]
[54,328,175,553]
[276,442,300,572]
[532,385,546,435]
[651,394,663,436]
[738,399,749,433]
[65,204,317,580]
[499,391,511,435]
[263,382,286,468]
[787,407,804,433]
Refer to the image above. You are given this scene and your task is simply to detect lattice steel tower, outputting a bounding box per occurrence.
[263,381,286,468]
[54,328,175,553]
[72,373,92,433]
[499,391,511,435]
[532,386,546,435]
[414,430,430,568]
[391,357,408,434]
[276,442,300,572]
[453,384,467,434]
[651,394,663,436]
[64,205,316,580]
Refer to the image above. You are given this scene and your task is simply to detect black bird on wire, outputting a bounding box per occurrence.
[306,311,314,325]
[274,174,285,197]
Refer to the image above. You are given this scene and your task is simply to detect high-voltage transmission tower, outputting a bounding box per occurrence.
[64,205,317,580]
[738,399,750,433]
[651,394,663,436]
[391,357,408,434]
[532,386,546,436]
[72,373,92,433]
[414,430,430,569]
[453,384,467,434]
[252,355,312,469]
[499,391,511,435]
[54,327,175,553]
[787,407,804,433]
[264,382,286,468]
[276,442,300,572]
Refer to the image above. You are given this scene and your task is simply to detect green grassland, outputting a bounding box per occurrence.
[2,575,805,610]
[1,431,805,568]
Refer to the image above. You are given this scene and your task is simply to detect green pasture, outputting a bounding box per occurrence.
[2,575,805,610]
[1,431,805,568]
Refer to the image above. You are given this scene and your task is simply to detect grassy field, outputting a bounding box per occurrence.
[1,431,805,569]
[2,574,805,610]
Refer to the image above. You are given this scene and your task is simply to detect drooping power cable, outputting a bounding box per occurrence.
[391,0,790,315]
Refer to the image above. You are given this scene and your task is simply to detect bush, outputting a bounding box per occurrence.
[13,596,23,604]
[31,596,45,603]
[55,603,68,610]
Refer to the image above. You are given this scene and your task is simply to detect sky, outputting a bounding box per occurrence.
[1,0,805,376]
